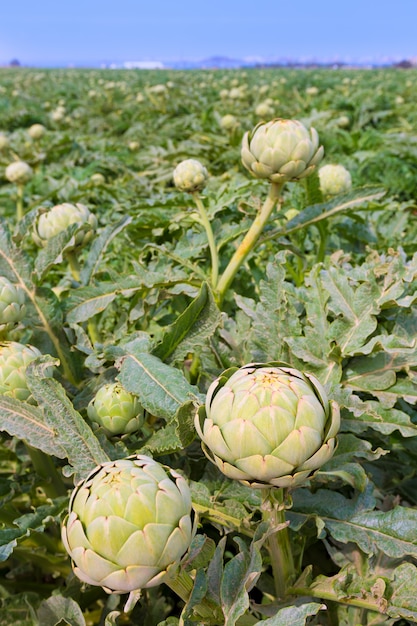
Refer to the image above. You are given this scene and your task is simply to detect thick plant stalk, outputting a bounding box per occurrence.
[192,192,219,288]
[261,487,295,599]
[216,182,284,304]
[16,184,25,221]
[67,252,100,346]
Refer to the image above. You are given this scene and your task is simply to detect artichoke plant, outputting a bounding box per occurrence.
[0,341,52,403]
[195,362,340,489]
[0,277,26,334]
[173,159,208,193]
[61,455,194,593]
[319,163,352,196]
[33,203,97,248]
[87,382,145,435]
[241,118,324,183]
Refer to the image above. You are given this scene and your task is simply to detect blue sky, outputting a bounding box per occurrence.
[1,0,416,65]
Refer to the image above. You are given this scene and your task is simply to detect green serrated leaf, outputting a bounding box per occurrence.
[0,396,66,459]
[26,357,109,481]
[255,602,325,626]
[37,595,86,626]
[116,352,200,421]
[153,282,222,364]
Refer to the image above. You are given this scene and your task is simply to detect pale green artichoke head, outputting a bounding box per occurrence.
[33,203,98,248]
[241,118,324,184]
[0,341,52,403]
[28,124,46,139]
[220,114,239,131]
[61,455,194,594]
[5,161,33,184]
[195,362,340,489]
[173,159,209,193]
[87,382,145,436]
[0,277,26,334]
[318,164,352,196]
[0,134,9,150]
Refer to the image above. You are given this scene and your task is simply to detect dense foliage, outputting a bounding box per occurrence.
[1,65,417,625]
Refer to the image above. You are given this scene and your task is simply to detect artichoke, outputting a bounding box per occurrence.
[61,455,194,593]
[87,382,145,435]
[0,134,9,150]
[33,203,98,248]
[0,277,26,334]
[241,118,324,183]
[195,362,340,489]
[220,114,239,131]
[0,341,52,403]
[28,124,46,139]
[318,164,352,196]
[5,161,33,184]
[173,159,208,193]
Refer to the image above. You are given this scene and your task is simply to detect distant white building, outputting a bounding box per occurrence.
[124,61,164,70]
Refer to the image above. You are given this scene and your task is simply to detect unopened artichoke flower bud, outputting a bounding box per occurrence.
[173,159,208,193]
[90,172,105,186]
[255,102,274,118]
[0,341,53,403]
[61,455,194,594]
[318,164,352,196]
[28,124,46,140]
[220,114,238,131]
[5,161,33,184]
[87,382,145,435]
[241,118,324,184]
[33,203,97,248]
[0,278,26,334]
[195,362,340,489]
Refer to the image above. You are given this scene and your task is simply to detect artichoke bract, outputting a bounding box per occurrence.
[0,341,52,403]
[195,362,340,489]
[241,118,324,183]
[62,455,194,594]
[319,164,352,196]
[87,382,145,435]
[33,202,97,248]
[0,277,26,334]
[173,159,208,193]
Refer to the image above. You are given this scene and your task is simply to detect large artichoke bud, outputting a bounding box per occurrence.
[61,455,194,594]
[241,118,324,183]
[0,277,26,334]
[0,341,52,403]
[318,164,352,196]
[5,161,33,184]
[173,159,208,193]
[87,382,145,435]
[195,362,340,489]
[33,203,97,248]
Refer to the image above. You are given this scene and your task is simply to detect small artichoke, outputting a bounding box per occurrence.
[220,114,238,131]
[5,161,33,184]
[28,124,46,139]
[195,362,340,489]
[318,164,352,196]
[173,159,208,193]
[241,118,324,184]
[0,277,26,334]
[0,134,9,150]
[33,203,97,248]
[61,455,194,593]
[0,341,52,403]
[87,382,145,435]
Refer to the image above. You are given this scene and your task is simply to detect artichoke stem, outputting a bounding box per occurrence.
[16,184,24,221]
[261,487,295,600]
[216,182,284,305]
[192,192,219,289]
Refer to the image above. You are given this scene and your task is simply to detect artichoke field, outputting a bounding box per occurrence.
[0,66,417,626]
